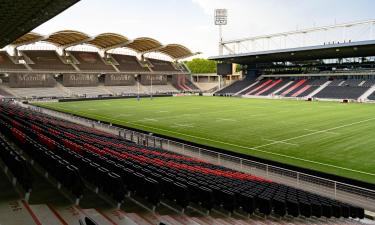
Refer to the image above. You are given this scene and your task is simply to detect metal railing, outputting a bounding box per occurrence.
[27,103,375,212]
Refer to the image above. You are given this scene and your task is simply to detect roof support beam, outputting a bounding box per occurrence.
[140,45,166,55]
[56,36,94,55]
[7,35,47,56]
[99,40,134,57]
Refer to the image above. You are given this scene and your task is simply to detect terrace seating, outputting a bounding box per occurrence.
[0,102,365,220]
[110,54,149,72]
[0,51,28,71]
[3,86,69,98]
[184,78,200,91]
[104,85,140,95]
[142,84,178,94]
[147,58,179,72]
[65,86,110,97]
[314,86,369,99]
[328,79,345,86]
[0,135,33,191]
[215,78,256,95]
[281,79,306,96]
[0,86,14,97]
[240,79,272,95]
[257,79,290,96]
[69,51,115,72]
[368,91,375,100]
[285,79,325,97]
[343,79,363,86]
[362,80,375,87]
[21,50,75,71]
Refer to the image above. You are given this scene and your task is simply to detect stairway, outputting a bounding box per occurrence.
[272,81,294,95]
[309,81,332,97]
[358,85,375,100]
[234,81,259,96]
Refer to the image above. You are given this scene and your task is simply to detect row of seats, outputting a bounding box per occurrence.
[0,102,365,219]
[0,82,187,98]
[0,135,33,191]
[0,50,185,73]
[217,78,375,99]
[215,79,256,95]
[314,86,369,99]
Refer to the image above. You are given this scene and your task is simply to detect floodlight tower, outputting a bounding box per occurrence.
[215,9,228,56]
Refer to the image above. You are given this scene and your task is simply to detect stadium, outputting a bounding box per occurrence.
[1,0,375,224]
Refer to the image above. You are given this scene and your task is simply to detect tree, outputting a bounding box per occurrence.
[184,58,217,74]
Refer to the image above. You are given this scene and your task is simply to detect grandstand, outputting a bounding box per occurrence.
[0,30,201,99]
[211,40,375,102]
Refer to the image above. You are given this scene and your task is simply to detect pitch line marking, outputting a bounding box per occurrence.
[263,138,299,146]
[171,123,195,128]
[217,118,237,122]
[304,129,339,135]
[44,105,375,177]
[141,118,158,122]
[253,117,375,150]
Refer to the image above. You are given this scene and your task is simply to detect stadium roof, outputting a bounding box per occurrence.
[11,32,45,46]
[44,30,91,47]
[125,37,163,53]
[158,44,194,59]
[0,0,79,48]
[87,33,130,49]
[8,31,197,59]
[209,40,375,64]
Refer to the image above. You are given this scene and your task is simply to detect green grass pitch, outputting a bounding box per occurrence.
[34,96,375,184]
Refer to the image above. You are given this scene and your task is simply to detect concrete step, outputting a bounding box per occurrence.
[100,209,139,225]
[29,204,67,225]
[81,208,117,225]
[158,215,185,225]
[51,205,85,225]
[124,212,154,225]
[0,201,39,225]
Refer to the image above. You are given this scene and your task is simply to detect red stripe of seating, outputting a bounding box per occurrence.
[255,79,282,96]
[281,79,306,96]
[21,200,43,225]
[292,85,311,97]
[246,80,273,95]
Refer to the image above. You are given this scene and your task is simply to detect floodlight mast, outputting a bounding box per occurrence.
[215,9,227,56]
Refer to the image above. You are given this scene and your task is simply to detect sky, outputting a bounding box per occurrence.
[33,0,375,58]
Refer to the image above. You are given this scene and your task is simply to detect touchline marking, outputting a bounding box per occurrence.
[304,128,339,135]
[263,138,298,146]
[44,105,375,177]
[171,123,195,128]
[217,118,237,122]
[141,118,158,122]
[253,117,375,150]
